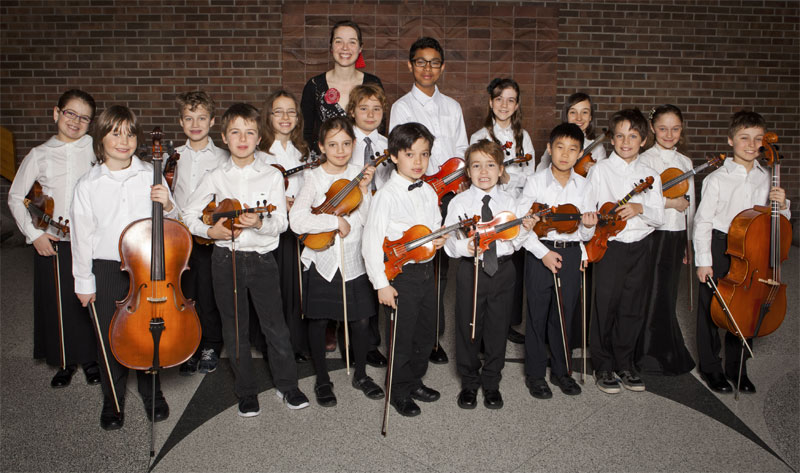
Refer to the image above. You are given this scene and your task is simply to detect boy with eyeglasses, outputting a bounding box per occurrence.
[389,36,469,364]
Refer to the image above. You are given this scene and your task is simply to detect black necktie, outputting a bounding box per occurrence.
[481,194,498,276]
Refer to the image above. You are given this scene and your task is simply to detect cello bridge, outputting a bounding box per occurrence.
[757,278,779,286]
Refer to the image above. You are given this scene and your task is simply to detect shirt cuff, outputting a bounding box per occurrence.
[75,275,96,295]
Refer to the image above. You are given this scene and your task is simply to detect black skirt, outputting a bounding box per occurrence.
[303,264,376,322]
[33,242,97,366]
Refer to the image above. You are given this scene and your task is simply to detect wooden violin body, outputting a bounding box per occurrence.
[467,211,521,252]
[529,202,582,237]
[574,129,611,177]
[585,177,654,262]
[710,206,790,337]
[23,181,70,236]
[659,167,689,199]
[195,198,276,245]
[163,149,180,191]
[421,157,467,205]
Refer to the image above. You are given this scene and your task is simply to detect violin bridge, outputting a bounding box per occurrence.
[146,297,168,303]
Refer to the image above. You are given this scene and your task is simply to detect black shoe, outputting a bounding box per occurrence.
[366,349,388,367]
[143,395,169,422]
[314,382,337,407]
[100,398,124,431]
[550,374,582,395]
[429,347,448,364]
[82,362,101,385]
[457,388,478,409]
[391,397,421,417]
[352,376,384,399]
[410,384,440,402]
[616,370,645,392]
[179,356,198,376]
[526,378,553,399]
[701,372,733,393]
[50,366,76,388]
[507,329,525,344]
[726,372,756,394]
[483,389,504,409]
[294,352,309,364]
[238,395,260,417]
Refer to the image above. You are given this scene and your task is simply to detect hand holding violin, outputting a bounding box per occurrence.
[521,213,541,231]
[432,232,449,250]
[581,211,598,229]
[208,218,242,240]
[615,202,643,221]
[236,204,263,229]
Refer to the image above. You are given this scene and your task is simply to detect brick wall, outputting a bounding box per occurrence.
[1,0,798,218]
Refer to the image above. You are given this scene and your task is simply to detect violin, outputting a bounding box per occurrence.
[585,177,655,262]
[528,202,583,237]
[574,129,612,177]
[466,211,539,252]
[660,153,724,199]
[710,133,790,339]
[299,152,389,250]
[109,128,201,370]
[23,182,70,237]
[271,152,322,190]
[193,199,276,244]
[383,215,479,281]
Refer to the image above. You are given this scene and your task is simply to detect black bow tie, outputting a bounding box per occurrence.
[408,180,424,191]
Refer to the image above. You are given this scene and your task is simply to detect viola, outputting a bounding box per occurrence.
[383,215,479,281]
[299,152,389,250]
[163,147,180,192]
[466,211,539,252]
[574,129,612,177]
[23,181,70,237]
[710,133,790,339]
[585,177,655,262]
[528,202,583,237]
[109,128,201,371]
[660,153,724,199]
[271,152,322,190]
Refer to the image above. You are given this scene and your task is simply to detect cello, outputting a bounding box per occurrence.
[709,133,791,340]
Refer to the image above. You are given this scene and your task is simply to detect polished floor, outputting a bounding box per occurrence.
[1,234,798,472]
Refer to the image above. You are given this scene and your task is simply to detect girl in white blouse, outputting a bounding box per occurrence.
[289,116,383,407]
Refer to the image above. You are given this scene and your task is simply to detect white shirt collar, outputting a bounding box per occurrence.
[182,137,217,154]
[544,166,579,188]
[411,84,439,106]
[44,134,92,149]
[723,156,764,174]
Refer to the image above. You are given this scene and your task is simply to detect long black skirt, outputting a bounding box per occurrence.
[33,242,97,366]
[636,230,696,375]
[303,263,376,322]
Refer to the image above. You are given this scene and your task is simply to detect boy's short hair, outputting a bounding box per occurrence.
[91,105,143,163]
[318,116,355,148]
[465,139,504,167]
[176,90,216,118]
[609,109,648,139]
[220,103,261,137]
[388,122,435,157]
[408,37,445,63]
[549,123,584,149]
[346,83,387,118]
[727,110,766,138]
[58,89,97,120]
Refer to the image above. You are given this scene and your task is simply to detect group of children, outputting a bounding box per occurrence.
[8,34,790,430]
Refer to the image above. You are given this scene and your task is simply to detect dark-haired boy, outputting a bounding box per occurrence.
[585,109,664,394]
[693,110,789,394]
[516,123,598,399]
[174,90,228,376]
[362,122,447,417]
[183,103,308,417]
[389,36,469,363]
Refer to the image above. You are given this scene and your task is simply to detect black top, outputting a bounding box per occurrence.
[301,71,383,152]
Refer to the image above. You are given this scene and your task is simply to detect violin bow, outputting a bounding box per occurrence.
[52,244,66,370]
[470,230,480,342]
[339,234,351,375]
[581,269,587,384]
[434,253,441,352]
[685,196,693,312]
[89,302,121,414]
[296,237,304,320]
[230,219,240,362]
[381,295,398,437]
[553,271,572,375]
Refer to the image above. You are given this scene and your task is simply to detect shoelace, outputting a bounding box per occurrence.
[201,348,215,361]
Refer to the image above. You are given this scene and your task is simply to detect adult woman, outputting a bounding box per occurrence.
[301,20,383,152]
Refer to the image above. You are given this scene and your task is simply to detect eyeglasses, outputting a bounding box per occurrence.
[411,58,443,69]
[59,109,92,124]
[271,109,298,118]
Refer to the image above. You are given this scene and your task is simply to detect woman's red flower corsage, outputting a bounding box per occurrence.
[324,88,340,105]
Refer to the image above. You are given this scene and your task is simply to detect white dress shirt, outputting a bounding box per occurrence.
[693,158,791,267]
[469,122,536,199]
[389,84,469,175]
[536,134,608,172]
[8,135,94,243]
[516,166,596,260]
[172,138,228,213]
[182,157,288,254]
[256,140,307,199]
[585,152,665,243]
[353,127,392,190]
[444,185,524,259]
[70,156,178,294]
[362,170,442,290]
[289,164,371,282]
[638,144,696,234]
